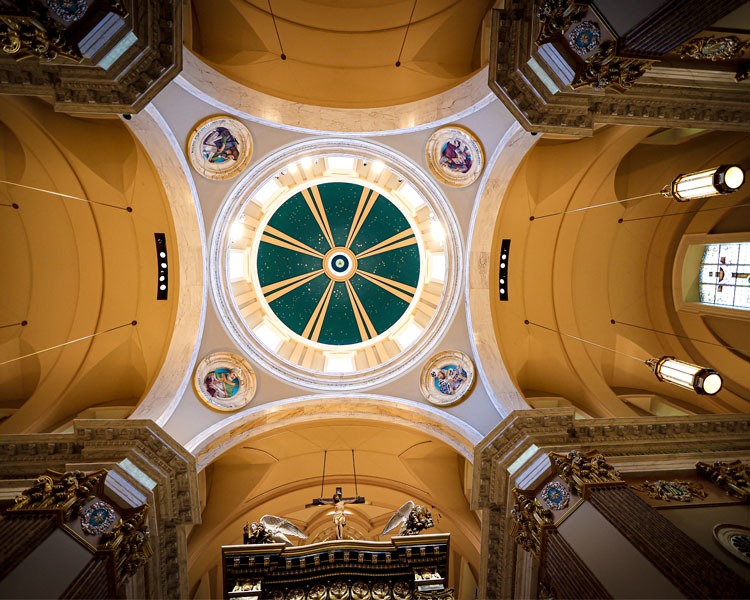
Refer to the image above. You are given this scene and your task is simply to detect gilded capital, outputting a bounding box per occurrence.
[549,450,624,496]
[510,488,554,557]
[696,459,750,501]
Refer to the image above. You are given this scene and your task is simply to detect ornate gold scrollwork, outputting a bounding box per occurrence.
[415,589,455,600]
[510,488,554,557]
[630,480,707,503]
[0,14,82,62]
[10,469,106,521]
[548,449,624,497]
[696,459,750,501]
[678,36,750,61]
[100,505,153,583]
[535,0,588,46]
[571,42,653,91]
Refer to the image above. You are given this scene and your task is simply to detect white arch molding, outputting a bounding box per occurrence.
[125,105,207,426]
[185,395,483,470]
[177,50,495,136]
[466,123,536,416]
[210,137,464,391]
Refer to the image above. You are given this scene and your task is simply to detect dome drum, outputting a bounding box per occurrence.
[210,138,463,390]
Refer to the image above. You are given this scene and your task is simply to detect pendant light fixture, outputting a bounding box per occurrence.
[531,164,745,220]
[661,164,745,202]
[525,321,724,396]
[646,356,723,395]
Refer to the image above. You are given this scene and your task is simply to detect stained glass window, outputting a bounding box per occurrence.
[699,242,750,310]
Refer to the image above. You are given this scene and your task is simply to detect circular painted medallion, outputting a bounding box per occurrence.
[568,21,601,56]
[80,500,116,535]
[541,481,571,511]
[193,352,256,411]
[420,350,475,406]
[187,116,252,180]
[256,181,421,346]
[425,126,484,187]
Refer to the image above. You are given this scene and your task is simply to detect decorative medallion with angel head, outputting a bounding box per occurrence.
[420,350,475,406]
[193,352,256,411]
[425,126,484,187]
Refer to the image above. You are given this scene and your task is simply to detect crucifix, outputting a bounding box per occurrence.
[307,451,366,540]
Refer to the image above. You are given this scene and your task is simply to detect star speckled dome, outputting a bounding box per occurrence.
[257,181,421,346]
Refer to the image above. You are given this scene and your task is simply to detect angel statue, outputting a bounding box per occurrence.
[243,515,307,546]
[380,501,435,537]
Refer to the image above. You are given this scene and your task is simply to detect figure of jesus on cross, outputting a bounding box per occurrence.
[311,487,365,540]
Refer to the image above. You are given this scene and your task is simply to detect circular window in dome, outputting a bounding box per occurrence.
[211,138,462,390]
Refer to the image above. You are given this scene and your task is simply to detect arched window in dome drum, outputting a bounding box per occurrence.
[698,242,750,310]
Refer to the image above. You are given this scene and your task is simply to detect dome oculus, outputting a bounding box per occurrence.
[256,181,421,346]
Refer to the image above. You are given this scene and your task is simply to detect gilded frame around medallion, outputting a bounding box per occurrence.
[425,125,484,188]
[420,350,475,407]
[193,352,256,412]
[187,116,253,181]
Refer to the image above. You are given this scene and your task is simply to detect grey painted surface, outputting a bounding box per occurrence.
[0,528,91,599]
[660,504,750,582]
[558,501,684,599]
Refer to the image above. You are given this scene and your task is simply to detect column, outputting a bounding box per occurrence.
[552,450,748,599]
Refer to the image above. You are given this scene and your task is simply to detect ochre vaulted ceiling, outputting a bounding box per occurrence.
[187,420,479,599]
[0,97,178,433]
[491,126,750,418]
[185,0,494,108]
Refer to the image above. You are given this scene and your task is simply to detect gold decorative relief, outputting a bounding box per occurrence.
[678,36,750,61]
[549,449,624,497]
[696,459,750,501]
[630,480,707,503]
[510,488,554,557]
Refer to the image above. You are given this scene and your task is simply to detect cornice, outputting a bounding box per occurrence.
[472,408,750,599]
[0,419,200,599]
[489,4,750,136]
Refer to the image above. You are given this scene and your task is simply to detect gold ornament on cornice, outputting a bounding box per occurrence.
[9,469,106,521]
[696,459,750,501]
[510,488,554,557]
[415,589,455,600]
[630,480,708,503]
[0,14,82,62]
[535,0,587,46]
[548,450,624,497]
[572,42,654,92]
[101,504,153,583]
[678,36,750,61]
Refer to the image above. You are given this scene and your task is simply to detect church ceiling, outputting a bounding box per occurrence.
[257,181,420,346]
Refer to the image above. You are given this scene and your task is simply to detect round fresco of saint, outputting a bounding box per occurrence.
[420,350,475,406]
[425,125,484,187]
[187,116,253,180]
[193,352,256,411]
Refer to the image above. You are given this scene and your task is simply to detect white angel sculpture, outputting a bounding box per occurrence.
[244,515,307,546]
[379,501,434,537]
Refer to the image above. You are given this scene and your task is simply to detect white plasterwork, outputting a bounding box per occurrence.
[125,105,207,427]
[176,50,495,136]
[465,123,537,416]
[185,394,483,469]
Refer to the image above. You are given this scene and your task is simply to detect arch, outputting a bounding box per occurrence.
[125,105,207,426]
[465,122,536,417]
[186,395,482,470]
[176,50,495,136]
